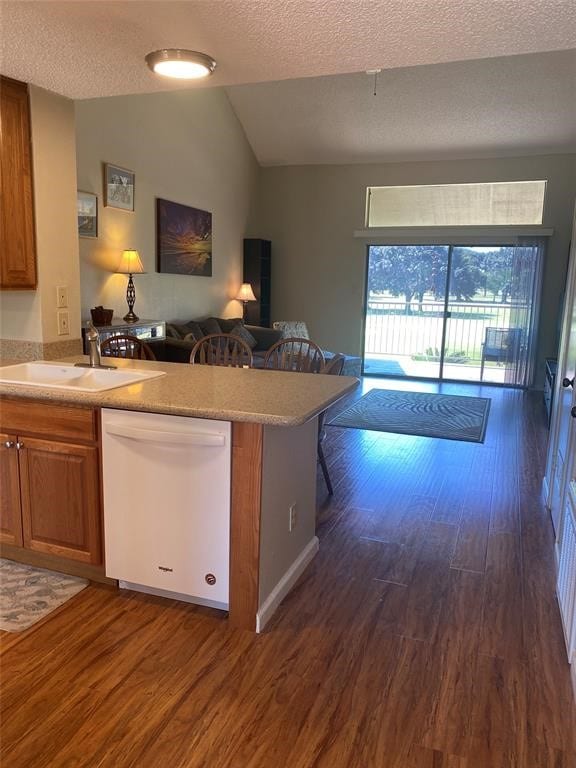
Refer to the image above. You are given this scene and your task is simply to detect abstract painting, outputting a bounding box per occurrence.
[156,198,212,277]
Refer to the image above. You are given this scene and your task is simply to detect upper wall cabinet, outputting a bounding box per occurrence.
[0,76,37,290]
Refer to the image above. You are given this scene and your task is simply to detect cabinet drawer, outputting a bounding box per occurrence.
[0,398,97,443]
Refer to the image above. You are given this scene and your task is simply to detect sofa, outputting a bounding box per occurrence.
[160,316,362,376]
[161,316,282,364]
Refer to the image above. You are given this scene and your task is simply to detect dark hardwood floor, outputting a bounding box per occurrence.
[1,379,575,767]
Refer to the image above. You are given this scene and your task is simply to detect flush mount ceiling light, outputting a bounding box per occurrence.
[145,49,217,80]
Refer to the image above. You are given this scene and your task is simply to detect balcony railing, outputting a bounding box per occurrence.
[365,297,526,364]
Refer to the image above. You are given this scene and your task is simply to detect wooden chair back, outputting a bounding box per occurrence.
[321,353,346,376]
[317,352,346,495]
[100,334,156,360]
[189,333,253,368]
[264,337,325,373]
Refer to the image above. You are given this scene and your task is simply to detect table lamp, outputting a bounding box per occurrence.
[116,249,145,322]
[235,283,256,321]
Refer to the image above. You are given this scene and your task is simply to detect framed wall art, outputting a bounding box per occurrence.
[77,190,98,238]
[156,198,212,277]
[103,163,134,211]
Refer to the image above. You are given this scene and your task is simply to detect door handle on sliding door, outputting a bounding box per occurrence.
[563,377,574,388]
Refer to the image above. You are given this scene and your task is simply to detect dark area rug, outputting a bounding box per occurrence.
[328,389,491,443]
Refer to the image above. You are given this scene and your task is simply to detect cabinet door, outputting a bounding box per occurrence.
[0,76,37,290]
[19,437,102,564]
[0,433,23,546]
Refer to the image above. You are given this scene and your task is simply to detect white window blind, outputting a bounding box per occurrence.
[366,181,547,227]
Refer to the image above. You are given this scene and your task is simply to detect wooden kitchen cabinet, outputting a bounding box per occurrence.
[0,399,103,566]
[0,76,37,290]
[0,432,23,546]
[19,437,101,563]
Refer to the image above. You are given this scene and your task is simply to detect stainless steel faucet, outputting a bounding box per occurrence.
[86,321,101,367]
[75,322,116,369]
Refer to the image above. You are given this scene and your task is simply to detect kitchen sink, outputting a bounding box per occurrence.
[0,361,166,392]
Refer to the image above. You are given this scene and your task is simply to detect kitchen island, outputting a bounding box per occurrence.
[0,357,358,631]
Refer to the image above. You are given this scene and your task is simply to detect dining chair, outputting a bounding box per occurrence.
[189,333,253,368]
[100,334,156,360]
[264,337,325,373]
[317,353,346,495]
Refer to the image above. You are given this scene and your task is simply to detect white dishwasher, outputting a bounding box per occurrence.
[101,408,231,610]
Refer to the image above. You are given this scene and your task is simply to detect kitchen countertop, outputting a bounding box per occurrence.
[0,356,359,426]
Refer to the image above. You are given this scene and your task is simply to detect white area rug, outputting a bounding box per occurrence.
[0,558,88,632]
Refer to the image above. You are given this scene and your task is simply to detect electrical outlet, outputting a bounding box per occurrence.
[289,503,297,532]
[57,310,70,335]
[56,285,68,308]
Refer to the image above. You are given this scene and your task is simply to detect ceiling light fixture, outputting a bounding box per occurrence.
[145,49,217,80]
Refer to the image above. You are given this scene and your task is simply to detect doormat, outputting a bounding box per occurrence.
[328,389,491,443]
[0,558,88,632]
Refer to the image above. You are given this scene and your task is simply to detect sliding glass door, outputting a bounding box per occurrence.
[364,246,449,378]
[364,243,543,386]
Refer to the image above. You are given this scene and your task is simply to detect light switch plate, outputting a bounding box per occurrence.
[57,310,70,335]
[56,285,68,308]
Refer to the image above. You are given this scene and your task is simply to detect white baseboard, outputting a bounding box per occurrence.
[256,536,319,633]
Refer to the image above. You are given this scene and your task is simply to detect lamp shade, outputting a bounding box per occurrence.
[235,283,256,302]
[116,249,145,275]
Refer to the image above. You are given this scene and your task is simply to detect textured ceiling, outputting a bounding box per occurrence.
[1,0,576,99]
[1,1,575,165]
[226,50,576,165]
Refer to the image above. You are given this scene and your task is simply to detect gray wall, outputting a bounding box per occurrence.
[259,419,317,605]
[75,88,259,324]
[252,154,576,385]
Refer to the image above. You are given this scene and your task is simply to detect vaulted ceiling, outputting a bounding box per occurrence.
[1,0,575,165]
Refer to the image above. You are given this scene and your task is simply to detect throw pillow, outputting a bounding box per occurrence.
[218,317,244,333]
[230,323,258,349]
[165,323,182,339]
[272,321,310,339]
[199,317,222,336]
[172,323,192,339]
[183,320,204,340]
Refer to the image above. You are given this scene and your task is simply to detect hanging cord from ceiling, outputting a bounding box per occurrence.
[366,68,382,97]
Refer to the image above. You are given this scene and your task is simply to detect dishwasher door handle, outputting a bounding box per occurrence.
[105,423,226,447]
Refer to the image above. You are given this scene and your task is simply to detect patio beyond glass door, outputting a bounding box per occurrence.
[364,245,449,378]
[364,244,542,385]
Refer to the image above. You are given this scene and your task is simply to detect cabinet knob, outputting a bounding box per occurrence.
[4,440,15,449]
[562,377,574,388]
[15,441,25,450]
